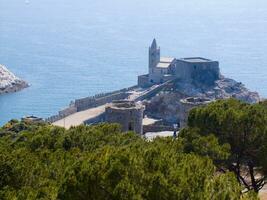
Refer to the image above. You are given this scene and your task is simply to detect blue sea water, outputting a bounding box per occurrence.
[0,0,267,125]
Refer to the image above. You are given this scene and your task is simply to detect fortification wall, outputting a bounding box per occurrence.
[135,80,174,102]
[46,106,77,123]
[83,113,106,125]
[59,105,77,117]
[75,92,130,112]
[46,115,62,123]
[46,85,137,123]
[143,124,173,133]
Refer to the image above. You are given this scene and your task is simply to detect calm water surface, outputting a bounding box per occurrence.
[0,0,267,125]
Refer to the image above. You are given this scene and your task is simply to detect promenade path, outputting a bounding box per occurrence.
[52,83,169,129]
[52,90,146,129]
[53,105,106,129]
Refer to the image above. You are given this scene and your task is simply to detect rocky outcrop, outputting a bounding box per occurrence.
[144,92,184,123]
[145,77,261,124]
[0,64,28,94]
[174,76,260,104]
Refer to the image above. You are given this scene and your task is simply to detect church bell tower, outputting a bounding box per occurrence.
[149,39,160,72]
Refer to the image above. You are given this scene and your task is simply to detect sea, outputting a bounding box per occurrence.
[0,0,267,125]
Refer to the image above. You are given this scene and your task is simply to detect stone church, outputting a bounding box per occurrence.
[138,39,220,87]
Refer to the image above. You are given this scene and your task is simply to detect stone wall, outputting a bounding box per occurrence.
[83,113,106,125]
[143,124,173,133]
[46,115,62,123]
[46,85,138,123]
[135,80,175,102]
[75,92,130,112]
[46,103,77,123]
[149,67,169,84]
[59,105,77,117]
[138,74,150,88]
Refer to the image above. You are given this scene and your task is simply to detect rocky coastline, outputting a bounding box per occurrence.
[0,64,29,94]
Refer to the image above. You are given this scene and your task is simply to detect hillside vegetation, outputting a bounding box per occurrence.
[186,99,267,193]
[0,99,266,199]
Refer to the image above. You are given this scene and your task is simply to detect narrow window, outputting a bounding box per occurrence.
[128,122,134,131]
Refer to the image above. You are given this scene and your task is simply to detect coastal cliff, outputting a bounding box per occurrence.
[0,64,28,94]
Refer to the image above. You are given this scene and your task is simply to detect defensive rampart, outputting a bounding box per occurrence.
[46,85,137,123]
[75,92,129,112]
[134,80,174,102]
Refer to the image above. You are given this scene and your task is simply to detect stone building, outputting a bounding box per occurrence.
[179,97,212,128]
[138,39,176,87]
[176,57,220,85]
[138,39,220,87]
[105,100,145,134]
[148,39,176,84]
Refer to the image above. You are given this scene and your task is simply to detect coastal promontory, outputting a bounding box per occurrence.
[0,64,28,94]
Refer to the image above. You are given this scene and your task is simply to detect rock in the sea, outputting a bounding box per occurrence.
[0,64,29,94]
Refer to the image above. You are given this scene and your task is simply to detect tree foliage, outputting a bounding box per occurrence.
[187,98,267,193]
[0,120,254,200]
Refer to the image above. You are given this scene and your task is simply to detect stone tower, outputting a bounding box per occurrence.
[149,39,160,73]
[105,100,145,134]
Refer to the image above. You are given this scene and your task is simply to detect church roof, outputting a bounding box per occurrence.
[156,57,175,68]
[156,62,171,68]
[160,57,175,63]
[180,57,212,63]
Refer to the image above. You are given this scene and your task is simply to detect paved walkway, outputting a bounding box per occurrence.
[53,105,106,129]
[144,131,174,141]
[143,117,159,126]
[52,83,167,129]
